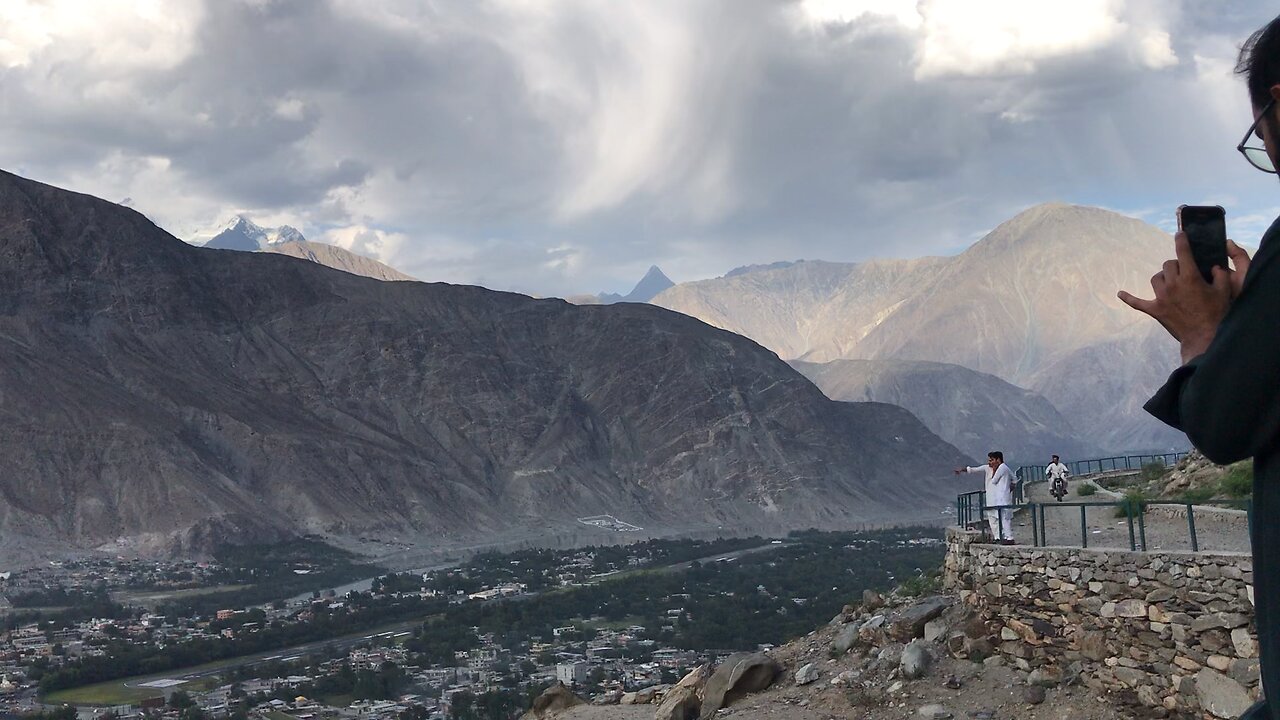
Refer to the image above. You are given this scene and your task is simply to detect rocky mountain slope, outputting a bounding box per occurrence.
[793,359,1089,463]
[652,204,1188,453]
[0,170,967,559]
[267,240,416,282]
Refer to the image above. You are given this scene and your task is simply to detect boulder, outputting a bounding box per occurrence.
[918,703,953,718]
[523,683,584,719]
[888,596,951,641]
[1195,669,1254,719]
[900,640,932,680]
[863,589,886,611]
[794,663,820,686]
[923,619,948,643]
[699,653,781,719]
[653,667,709,720]
[1022,685,1046,705]
[833,622,860,654]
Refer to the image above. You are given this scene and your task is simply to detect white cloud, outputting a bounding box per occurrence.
[912,0,1174,79]
[0,0,202,71]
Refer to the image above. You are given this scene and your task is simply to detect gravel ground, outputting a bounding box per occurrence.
[1016,480,1250,554]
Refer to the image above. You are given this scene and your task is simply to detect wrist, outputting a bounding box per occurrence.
[1179,330,1216,364]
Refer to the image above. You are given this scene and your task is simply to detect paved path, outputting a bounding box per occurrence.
[1002,479,1252,554]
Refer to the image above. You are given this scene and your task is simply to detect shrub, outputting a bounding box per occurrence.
[1179,486,1216,505]
[1220,463,1254,498]
[898,570,941,598]
[1139,461,1168,484]
[1114,489,1147,518]
[1076,483,1097,497]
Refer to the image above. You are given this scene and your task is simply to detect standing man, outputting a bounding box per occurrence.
[1118,16,1280,719]
[955,452,1016,544]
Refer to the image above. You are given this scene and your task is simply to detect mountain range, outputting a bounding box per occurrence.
[568,266,675,305]
[651,203,1189,455]
[792,359,1088,463]
[0,171,967,564]
[195,216,415,282]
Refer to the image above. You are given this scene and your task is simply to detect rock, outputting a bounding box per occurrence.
[1115,599,1147,618]
[1231,628,1258,658]
[863,589,886,611]
[1023,685,1047,704]
[924,618,948,642]
[831,670,859,686]
[917,703,953,718]
[943,675,962,690]
[699,653,780,719]
[621,687,660,705]
[794,663,820,686]
[1028,666,1064,688]
[653,687,699,720]
[654,674,704,720]
[900,640,932,680]
[833,622,860,654]
[523,683,585,718]
[1195,668,1254,719]
[965,638,995,663]
[888,596,951,641]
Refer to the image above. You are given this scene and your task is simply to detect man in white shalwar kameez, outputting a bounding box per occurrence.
[955,451,1016,544]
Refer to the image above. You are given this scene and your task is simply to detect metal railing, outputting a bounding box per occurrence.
[956,494,1252,552]
[1015,453,1188,484]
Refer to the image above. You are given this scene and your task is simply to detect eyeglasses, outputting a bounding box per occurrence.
[1238,98,1277,173]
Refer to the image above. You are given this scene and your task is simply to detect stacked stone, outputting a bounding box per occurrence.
[943,527,1259,718]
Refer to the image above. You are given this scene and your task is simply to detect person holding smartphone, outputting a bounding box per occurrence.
[1118,15,1280,719]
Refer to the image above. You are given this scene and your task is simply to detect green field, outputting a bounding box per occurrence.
[45,659,239,706]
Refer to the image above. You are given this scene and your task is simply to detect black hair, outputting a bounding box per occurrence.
[1238,15,1280,109]
[1052,455,1059,460]
[988,451,1004,462]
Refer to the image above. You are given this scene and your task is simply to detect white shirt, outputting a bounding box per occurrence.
[1046,462,1070,481]
[964,462,1014,505]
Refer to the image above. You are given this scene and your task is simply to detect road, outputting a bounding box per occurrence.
[1017,480,1250,554]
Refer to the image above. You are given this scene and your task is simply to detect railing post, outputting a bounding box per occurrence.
[1040,504,1047,546]
[1127,511,1136,552]
[1187,504,1199,553]
[1030,503,1039,547]
[1138,509,1147,551]
[1080,505,1088,549]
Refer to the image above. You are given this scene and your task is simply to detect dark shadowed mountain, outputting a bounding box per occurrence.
[793,359,1092,463]
[0,171,968,561]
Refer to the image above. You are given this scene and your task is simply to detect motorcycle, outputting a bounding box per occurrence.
[1050,476,1069,502]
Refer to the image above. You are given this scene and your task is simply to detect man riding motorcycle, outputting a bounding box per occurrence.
[1047,455,1071,501]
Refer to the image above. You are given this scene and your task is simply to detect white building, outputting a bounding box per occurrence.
[555,662,588,686]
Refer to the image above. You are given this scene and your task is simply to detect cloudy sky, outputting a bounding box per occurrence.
[1,0,1277,296]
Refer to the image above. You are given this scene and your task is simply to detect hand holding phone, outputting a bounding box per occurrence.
[1176,205,1228,284]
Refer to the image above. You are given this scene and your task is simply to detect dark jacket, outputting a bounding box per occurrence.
[1145,216,1280,719]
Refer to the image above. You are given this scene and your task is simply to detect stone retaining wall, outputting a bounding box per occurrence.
[944,527,1261,717]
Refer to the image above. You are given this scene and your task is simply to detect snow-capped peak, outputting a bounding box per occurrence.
[198,215,307,251]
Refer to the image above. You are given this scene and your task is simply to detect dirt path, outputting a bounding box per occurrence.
[1017,479,1250,554]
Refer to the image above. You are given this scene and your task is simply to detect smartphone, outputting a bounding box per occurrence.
[1176,205,1228,284]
